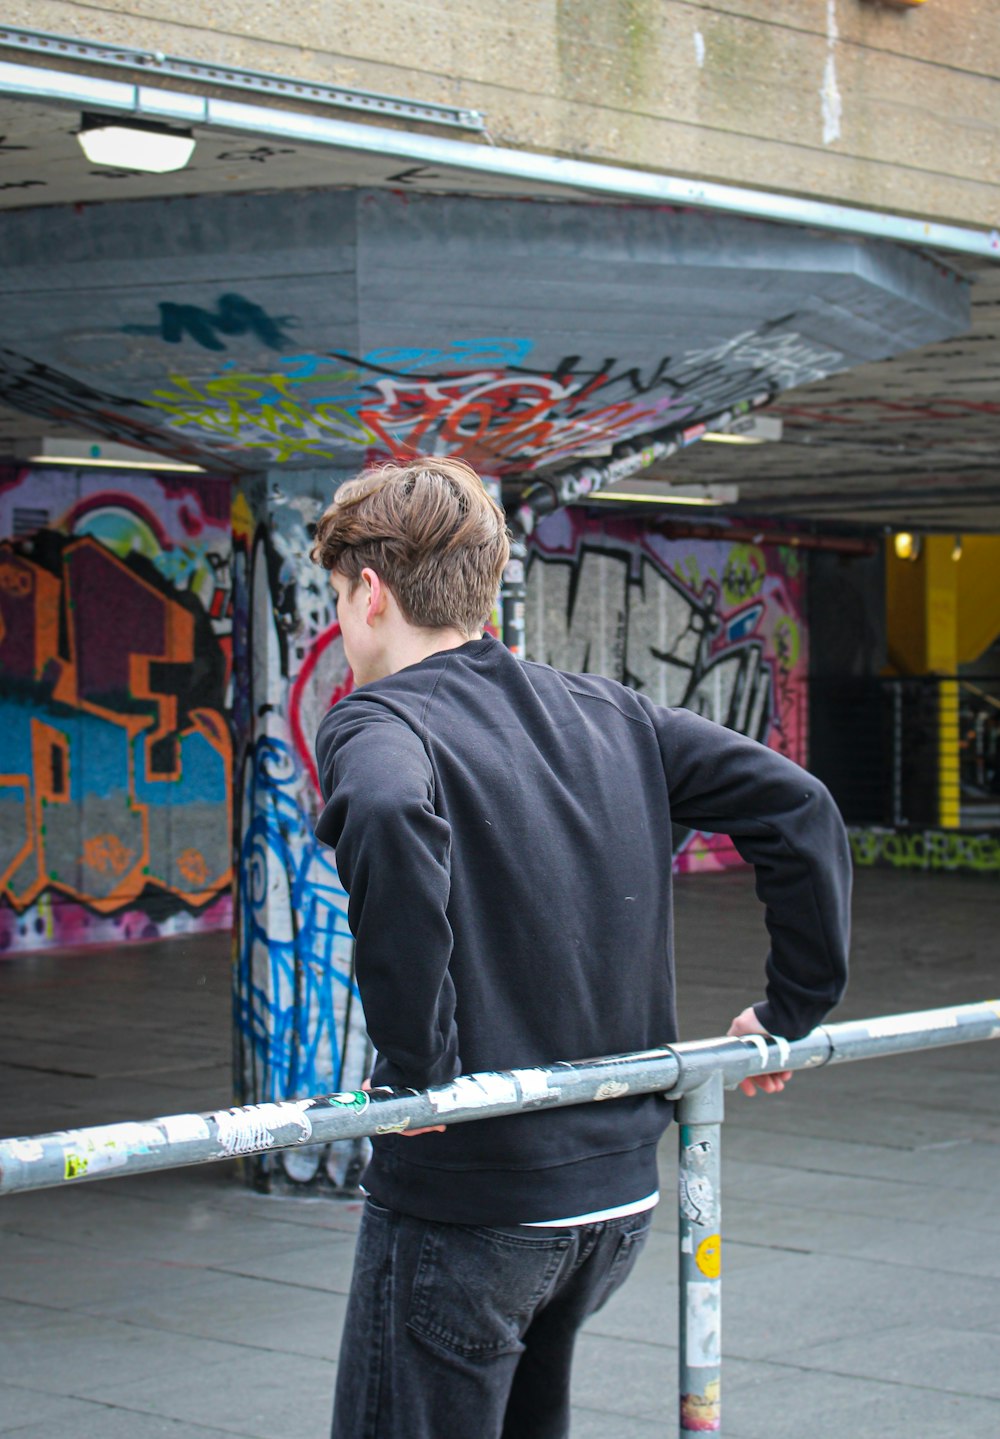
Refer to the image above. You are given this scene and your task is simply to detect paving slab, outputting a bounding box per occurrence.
[1,868,999,1436]
[104,1348,337,1438]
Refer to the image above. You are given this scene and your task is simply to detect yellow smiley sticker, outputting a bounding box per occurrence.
[695,1233,721,1279]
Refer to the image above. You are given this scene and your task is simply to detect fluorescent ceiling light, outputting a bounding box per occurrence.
[20,438,205,473]
[703,415,783,445]
[589,483,738,507]
[77,113,196,173]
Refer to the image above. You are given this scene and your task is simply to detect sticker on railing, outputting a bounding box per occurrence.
[681,1379,721,1430]
[58,1122,166,1179]
[509,1068,553,1102]
[679,1171,718,1227]
[212,1102,313,1156]
[866,1012,958,1038]
[325,1091,370,1112]
[158,1114,211,1144]
[685,1282,721,1366]
[696,1234,722,1279]
[5,1139,43,1164]
[428,1073,518,1113]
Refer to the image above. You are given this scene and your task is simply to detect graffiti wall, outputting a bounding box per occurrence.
[850,827,1000,875]
[231,471,370,1190]
[0,466,233,953]
[525,510,809,870]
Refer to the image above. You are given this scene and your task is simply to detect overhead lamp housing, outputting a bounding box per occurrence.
[77,113,196,173]
[588,482,739,507]
[17,437,205,473]
[702,415,783,445]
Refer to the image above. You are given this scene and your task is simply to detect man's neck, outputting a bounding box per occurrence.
[377,626,481,682]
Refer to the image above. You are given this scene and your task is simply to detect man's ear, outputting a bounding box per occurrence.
[361,568,388,627]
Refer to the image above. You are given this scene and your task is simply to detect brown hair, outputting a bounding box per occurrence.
[310,457,510,635]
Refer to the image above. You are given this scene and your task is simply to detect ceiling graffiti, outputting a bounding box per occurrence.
[0,188,969,483]
[657,254,1000,529]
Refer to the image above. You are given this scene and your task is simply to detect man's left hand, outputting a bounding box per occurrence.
[726,1007,793,1098]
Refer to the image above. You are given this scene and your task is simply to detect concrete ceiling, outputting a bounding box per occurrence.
[0,88,997,533]
[637,253,1000,533]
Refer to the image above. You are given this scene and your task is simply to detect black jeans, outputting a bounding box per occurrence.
[331,1198,652,1439]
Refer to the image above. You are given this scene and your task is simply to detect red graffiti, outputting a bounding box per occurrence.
[288,623,353,795]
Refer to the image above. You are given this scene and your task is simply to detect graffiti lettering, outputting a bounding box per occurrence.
[216,146,296,163]
[850,828,1000,874]
[525,512,808,871]
[0,469,233,954]
[232,506,368,1189]
[142,325,839,472]
[124,292,295,353]
[0,349,210,463]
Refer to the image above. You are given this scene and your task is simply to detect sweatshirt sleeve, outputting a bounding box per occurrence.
[314,699,460,1091]
[637,698,851,1039]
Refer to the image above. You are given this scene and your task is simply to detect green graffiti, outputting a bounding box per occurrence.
[774,614,801,671]
[850,828,1000,874]
[779,545,802,580]
[679,553,702,592]
[721,544,766,606]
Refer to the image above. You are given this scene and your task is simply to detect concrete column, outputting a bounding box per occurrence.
[231,468,370,1191]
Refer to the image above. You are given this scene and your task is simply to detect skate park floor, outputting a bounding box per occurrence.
[1,866,998,1438]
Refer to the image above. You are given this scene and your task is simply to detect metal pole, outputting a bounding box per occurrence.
[2,1001,999,1197]
[677,1072,724,1434]
[501,537,527,658]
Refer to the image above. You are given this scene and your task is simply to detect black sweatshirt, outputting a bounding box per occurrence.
[315,635,850,1225]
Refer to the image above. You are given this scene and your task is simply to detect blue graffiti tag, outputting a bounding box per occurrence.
[235,735,360,1105]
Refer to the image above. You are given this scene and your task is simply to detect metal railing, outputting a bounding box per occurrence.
[2,1000,999,1434]
[810,675,1000,831]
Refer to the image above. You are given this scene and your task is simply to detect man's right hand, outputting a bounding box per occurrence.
[360,1077,445,1136]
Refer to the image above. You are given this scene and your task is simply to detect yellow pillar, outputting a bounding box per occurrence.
[885,535,960,828]
[923,538,960,828]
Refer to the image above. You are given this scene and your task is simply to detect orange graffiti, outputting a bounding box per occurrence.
[0,560,32,598]
[81,833,135,877]
[176,847,210,887]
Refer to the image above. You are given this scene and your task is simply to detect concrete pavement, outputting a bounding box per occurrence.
[1,867,999,1437]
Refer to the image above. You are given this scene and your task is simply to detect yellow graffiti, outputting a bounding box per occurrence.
[147,371,377,457]
[850,828,1000,874]
[721,544,766,607]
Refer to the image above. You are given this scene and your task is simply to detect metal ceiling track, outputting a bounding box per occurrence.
[0,30,998,261]
[0,24,486,131]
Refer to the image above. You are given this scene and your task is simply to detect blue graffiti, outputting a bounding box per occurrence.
[235,735,360,1105]
[125,293,295,352]
[725,603,764,643]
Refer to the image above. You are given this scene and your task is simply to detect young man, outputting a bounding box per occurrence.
[312,456,850,1439]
